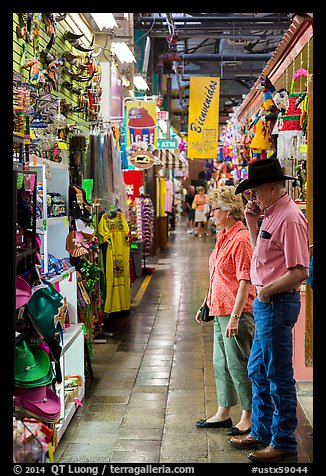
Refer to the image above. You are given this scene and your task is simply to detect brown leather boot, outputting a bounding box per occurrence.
[247,445,298,462]
[228,433,269,450]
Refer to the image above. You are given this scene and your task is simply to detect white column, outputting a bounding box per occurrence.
[99,61,112,121]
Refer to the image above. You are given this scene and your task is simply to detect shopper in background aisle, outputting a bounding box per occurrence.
[193,186,209,237]
[229,159,310,463]
[185,185,195,233]
[195,186,255,434]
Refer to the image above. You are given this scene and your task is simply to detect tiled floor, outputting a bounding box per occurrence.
[54,221,313,464]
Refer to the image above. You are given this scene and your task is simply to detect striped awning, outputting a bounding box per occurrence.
[158,149,188,170]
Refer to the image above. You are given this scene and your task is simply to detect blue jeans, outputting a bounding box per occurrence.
[248,292,301,453]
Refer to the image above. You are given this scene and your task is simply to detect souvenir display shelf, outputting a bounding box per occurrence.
[29,156,70,275]
[25,156,85,448]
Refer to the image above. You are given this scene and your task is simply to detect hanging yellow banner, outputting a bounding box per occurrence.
[187,77,220,159]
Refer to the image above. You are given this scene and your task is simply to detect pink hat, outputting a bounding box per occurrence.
[14,385,61,422]
[75,219,95,239]
[75,231,90,248]
[36,236,42,251]
[16,277,32,309]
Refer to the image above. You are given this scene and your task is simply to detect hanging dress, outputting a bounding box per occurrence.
[97,211,131,313]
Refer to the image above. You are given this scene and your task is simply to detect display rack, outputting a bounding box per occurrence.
[55,322,85,443]
[29,156,70,275]
[24,156,85,449]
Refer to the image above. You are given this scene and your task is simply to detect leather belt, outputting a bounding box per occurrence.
[254,287,299,296]
[269,291,300,302]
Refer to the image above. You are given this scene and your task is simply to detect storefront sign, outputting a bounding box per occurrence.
[128,150,155,169]
[157,110,169,120]
[126,100,157,147]
[157,139,178,149]
[187,77,220,159]
[123,170,144,200]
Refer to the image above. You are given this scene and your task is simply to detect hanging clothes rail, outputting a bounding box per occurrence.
[74,117,123,126]
[85,124,128,215]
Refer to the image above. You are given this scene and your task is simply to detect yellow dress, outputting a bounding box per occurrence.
[159,178,167,217]
[97,212,131,313]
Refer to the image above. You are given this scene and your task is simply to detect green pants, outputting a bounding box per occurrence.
[213,312,255,410]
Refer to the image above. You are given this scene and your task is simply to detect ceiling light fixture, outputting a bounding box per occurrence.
[111,42,136,64]
[133,74,150,91]
[90,13,118,30]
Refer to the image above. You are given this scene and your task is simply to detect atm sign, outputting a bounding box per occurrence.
[157,139,178,149]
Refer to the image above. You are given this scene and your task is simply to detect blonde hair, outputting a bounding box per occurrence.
[196,186,205,193]
[207,186,244,221]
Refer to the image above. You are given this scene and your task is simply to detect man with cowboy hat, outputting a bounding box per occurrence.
[228,158,310,463]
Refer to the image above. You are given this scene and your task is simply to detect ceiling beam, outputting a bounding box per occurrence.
[136,15,291,23]
[147,32,284,40]
[136,24,290,31]
[181,53,272,61]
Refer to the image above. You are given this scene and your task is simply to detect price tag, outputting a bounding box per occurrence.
[63,216,68,228]
[61,272,69,281]
[300,144,308,153]
[42,219,47,231]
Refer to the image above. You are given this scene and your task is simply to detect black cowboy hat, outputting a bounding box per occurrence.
[235,159,296,194]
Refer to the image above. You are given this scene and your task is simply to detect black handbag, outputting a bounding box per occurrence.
[200,299,214,322]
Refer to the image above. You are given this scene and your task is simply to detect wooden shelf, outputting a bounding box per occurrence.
[30,156,69,170]
[61,323,83,355]
[48,266,75,285]
[55,385,85,443]
[36,216,68,228]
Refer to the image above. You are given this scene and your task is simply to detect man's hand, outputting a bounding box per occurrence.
[244,200,261,222]
[256,286,270,303]
[244,200,261,248]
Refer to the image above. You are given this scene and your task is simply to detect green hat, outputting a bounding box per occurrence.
[15,366,53,388]
[15,340,51,385]
[26,284,66,342]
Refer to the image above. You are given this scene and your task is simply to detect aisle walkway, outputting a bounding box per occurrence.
[55,221,313,464]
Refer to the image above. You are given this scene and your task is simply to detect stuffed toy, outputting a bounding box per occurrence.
[277,68,308,160]
[264,88,289,159]
[249,76,278,158]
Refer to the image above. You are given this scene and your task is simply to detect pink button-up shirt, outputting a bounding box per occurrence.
[250,194,310,287]
[207,220,255,316]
